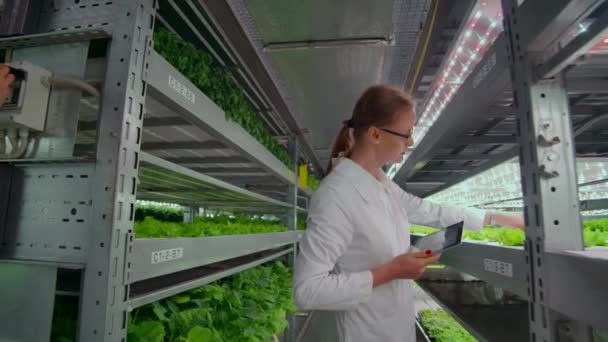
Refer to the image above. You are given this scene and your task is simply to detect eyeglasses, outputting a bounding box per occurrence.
[379,128,411,140]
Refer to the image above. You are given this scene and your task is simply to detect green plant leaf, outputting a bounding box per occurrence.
[419,309,477,342]
[152,301,170,322]
[174,295,191,304]
[154,29,295,171]
[186,326,222,342]
[54,211,298,341]
[127,321,165,342]
[134,216,288,238]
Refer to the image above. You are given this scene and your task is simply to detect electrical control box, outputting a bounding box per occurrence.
[0,61,52,131]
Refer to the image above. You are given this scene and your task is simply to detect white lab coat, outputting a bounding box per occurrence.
[294,158,485,342]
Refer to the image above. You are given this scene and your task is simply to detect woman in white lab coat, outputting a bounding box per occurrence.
[294,85,523,342]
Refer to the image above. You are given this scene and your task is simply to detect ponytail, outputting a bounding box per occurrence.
[326,122,354,174]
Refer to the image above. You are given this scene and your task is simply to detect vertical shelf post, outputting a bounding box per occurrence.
[285,135,299,342]
[183,206,198,223]
[77,1,157,341]
[502,0,592,341]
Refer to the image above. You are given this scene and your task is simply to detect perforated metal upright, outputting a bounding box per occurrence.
[0,1,156,341]
[501,0,594,340]
[284,135,299,342]
[77,1,156,340]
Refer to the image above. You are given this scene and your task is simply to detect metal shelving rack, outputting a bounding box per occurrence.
[0,1,306,341]
[400,1,608,341]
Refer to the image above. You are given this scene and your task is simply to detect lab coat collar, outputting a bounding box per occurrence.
[333,158,389,203]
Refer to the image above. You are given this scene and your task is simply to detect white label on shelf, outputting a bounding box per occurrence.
[151,247,184,264]
[484,258,513,277]
[472,52,497,89]
[168,75,196,104]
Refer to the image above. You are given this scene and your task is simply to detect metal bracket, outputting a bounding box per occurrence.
[538,119,560,147]
[539,150,561,178]
[538,119,561,178]
[537,134,561,147]
[539,164,560,178]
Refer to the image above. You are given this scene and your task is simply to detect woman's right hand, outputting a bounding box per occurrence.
[372,251,440,287]
[390,251,441,279]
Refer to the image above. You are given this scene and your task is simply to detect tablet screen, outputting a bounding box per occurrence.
[410,221,464,254]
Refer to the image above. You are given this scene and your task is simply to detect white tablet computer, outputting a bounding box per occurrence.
[409,221,464,255]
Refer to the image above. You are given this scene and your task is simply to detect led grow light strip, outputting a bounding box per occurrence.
[388,0,504,178]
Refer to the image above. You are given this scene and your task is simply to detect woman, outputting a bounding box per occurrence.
[294,85,523,342]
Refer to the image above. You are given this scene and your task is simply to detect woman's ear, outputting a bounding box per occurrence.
[367,126,381,144]
[346,127,356,151]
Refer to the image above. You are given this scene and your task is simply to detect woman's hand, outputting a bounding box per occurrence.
[0,65,15,107]
[485,211,526,230]
[371,250,440,287]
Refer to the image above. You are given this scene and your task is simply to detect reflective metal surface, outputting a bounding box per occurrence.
[243,0,425,166]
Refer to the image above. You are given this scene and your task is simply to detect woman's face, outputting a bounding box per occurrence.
[372,109,416,164]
